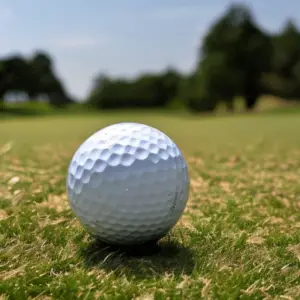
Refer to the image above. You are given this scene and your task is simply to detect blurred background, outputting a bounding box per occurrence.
[1,0,300,116]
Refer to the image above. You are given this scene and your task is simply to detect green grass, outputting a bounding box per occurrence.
[1,110,300,299]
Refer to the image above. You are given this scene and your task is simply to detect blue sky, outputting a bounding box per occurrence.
[1,0,300,100]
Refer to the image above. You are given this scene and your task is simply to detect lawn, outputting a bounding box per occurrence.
[1,110,300,299]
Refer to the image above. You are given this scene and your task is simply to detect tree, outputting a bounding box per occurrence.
[196,4,272,111]
[0,55,30,96]
[27,51,53,99]
[272,21,300,78]
[158,68,182,106]
[0,61,7,109]
[234,10,272,109]
[181,73,218,113]
[199,52,241,111]
[28,51,73,106]
[0,50,73,109]
[86,74,111,108]
[86,69,183,109]
[263,21,300,100]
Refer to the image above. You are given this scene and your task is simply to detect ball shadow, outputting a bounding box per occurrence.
[79,236,195,278]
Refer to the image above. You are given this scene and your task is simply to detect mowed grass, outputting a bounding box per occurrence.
[0,110,300,299]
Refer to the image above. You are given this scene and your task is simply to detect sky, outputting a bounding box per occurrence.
[1,0,300,101]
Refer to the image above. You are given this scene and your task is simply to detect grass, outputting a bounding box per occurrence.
[1,109,300,299]
[2,94,300,119]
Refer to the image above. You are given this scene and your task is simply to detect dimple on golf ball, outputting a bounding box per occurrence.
[66,122,190,245]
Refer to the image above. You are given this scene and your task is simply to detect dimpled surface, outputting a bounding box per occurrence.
[67,122,190,245]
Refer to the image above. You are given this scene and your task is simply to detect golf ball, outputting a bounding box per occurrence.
[67,122,190,245]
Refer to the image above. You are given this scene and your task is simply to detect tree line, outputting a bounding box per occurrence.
[1,4,300,112]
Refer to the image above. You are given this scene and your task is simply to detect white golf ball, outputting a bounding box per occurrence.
[67,122,190,245]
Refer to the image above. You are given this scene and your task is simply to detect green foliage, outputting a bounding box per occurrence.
[181,74,218,112]
[86,68,182,109]
[264,21,300,100]
[261,73,300,100]
[0,51,73,108]
[198,4,273,111]
[272,21,300,78]
[185,90,217,113]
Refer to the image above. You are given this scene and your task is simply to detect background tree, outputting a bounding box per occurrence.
[188,4,272,112]
[262,21,300,100]
[29,51,72,106]
[180,72,218,113]
[86,68,182,109]
[27,51,53,100]
[0,55,29,98]
[0,50,73,108]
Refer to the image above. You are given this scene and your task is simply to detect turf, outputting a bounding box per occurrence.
[1,111,300,299]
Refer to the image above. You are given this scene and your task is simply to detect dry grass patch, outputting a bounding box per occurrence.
[37,193,69,213]
[0,209,8,221]
[0,264,27,281]
[287,244,300,261]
